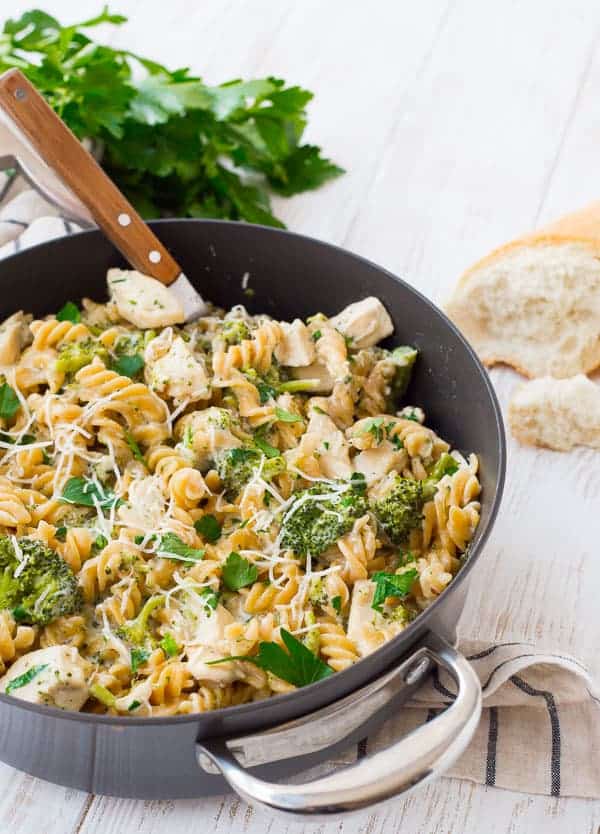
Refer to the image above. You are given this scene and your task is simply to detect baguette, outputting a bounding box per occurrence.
[446,201,600,378]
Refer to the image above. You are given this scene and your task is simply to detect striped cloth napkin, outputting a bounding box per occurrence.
[304,639,600,801]
[0,169,598,800]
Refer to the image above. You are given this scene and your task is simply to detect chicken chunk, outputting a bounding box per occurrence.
[290,362,334,393]
[287,411,353,479]
[0,312,32,366]
[0,646,91,711]
[114,678,153,715]
[274,319,315,367]
[329,297,393,349]
[118,475,166,531]
[107,269,184,328]
[353,443,407,483]
[186,604,245,685]
[145,330,210,405]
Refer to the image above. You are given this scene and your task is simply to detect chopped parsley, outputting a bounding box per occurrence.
[112,353,144,379]
[159,633,179,658]
[56,301,81,323]
[60,477,121,509]
[157,533,204,563]
[207,628,333,687]
[371,569,418,613]
[130,647,149,675]
[0,383,20,420]
[194,514,221,542]
[6,663,49,694]
[222,551,258,591]
[125,431,147,467]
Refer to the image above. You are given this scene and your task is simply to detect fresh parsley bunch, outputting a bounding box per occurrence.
[0,7,343,226]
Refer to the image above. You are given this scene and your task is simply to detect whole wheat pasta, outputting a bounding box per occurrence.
[0,272,480,716]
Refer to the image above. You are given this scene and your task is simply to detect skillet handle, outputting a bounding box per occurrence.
[0,69,182,286]
[197,633,481,818]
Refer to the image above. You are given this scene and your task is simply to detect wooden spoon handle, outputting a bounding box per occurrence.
[0,69,182,286]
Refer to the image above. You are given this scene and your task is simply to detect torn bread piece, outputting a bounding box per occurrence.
[509,374,600,451]
[446,202,600,378]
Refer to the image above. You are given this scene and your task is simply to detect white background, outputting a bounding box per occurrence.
[3,0,600,831]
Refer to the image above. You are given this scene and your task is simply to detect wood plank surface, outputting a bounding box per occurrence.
[2,0,600,831]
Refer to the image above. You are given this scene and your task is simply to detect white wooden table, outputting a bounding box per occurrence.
[3,0,600,830]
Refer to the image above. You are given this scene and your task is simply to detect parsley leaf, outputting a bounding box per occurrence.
[60,477,121,509]
[194,514,221,542]
[11,605,29,622]
[0,383,20,420]
[157,533,204,563]
[208,628,333,687]
[254,435,280,458]
[0,432,34,445]
[128,700,141,711]
[362,417,385,445]
[331,595,342,614]
[371,569,418,613]
[93,534,108,552]
[124,430,147,467]
[112,353,144,379]
[159,633,179,658]
[257,381,278,404]
[198,587,219,611]
[222,551,258,591]
[6,663,49,694]
[130,647,149,675]
[0,11,342,227]
[56,301,81,323]
[274,407,303,423]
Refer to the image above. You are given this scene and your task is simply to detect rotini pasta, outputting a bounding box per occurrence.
[0,272,480,716]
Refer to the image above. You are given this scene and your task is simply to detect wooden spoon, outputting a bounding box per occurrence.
[0,68,206,320]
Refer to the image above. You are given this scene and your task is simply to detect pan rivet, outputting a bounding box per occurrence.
[404,657,430,686]
[118,213,131,227]
[149,250,162,264]
[14,88,26,101]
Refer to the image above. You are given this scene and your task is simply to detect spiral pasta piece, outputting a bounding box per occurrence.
[318,619,360,671]
[337,514,377,584]
[212,321,282,377]
[30,319,91,350]
[0,611,36,673]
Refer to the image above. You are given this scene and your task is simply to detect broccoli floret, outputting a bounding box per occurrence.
[206,408,233,429]
[55,339,109,375]
[215,448,260,496]
[371,478,434,545]
[116,596,165,646]
[308,577,326,606]
[215,447,286,498]
[280,475,368,557]
[114,331,155,354]
[302,610,320,655]
[0,536,82,625]
[222,319,251,345]
[428,453,459,481]
[371,457,458,545]
[387,346,418,407]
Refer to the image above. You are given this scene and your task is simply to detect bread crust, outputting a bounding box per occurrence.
[448,201,600,377]
[459,200,600,286]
